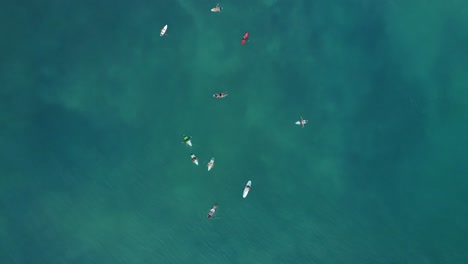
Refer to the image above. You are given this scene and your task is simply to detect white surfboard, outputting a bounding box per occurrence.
[190,153,198,165]
[295,118,308,128]
[243,180,251,198]
[160,25,167,36]
[207,157,214,171]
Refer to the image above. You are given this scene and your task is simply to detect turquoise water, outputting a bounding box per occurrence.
[1,0,467,263]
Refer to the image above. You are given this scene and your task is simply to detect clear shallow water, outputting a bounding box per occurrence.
[1,0,467,263]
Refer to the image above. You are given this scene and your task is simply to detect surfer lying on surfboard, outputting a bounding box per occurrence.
[241,32,249,45]
[295,116,308,128]
[160,25,168,37]
[207,204,218,218]
[243,181,251,198]
[190,153,199,165]
[211,3,222,12]
[182,135,192,147]
[207,157,215,171]
[213,92,228,98]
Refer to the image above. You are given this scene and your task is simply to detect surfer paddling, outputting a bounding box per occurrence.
[241,32,249,45]
[207,157,215,171]
[207,204,218,218]
[211,3,222,12]
[182,135,192,147]
[243,181,251,198]
[295,116,308,128]
[213,92,228,99]
[160,25,168,37]
[190,153,199,165]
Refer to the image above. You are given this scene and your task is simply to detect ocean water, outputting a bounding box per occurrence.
[1,0,467,263]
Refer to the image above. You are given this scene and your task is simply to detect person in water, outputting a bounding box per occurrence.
[208,204,218,218]
[213,93,227,98]
[211,3,222,12]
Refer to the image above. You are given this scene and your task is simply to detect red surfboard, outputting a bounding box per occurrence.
[241,32,249,45]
